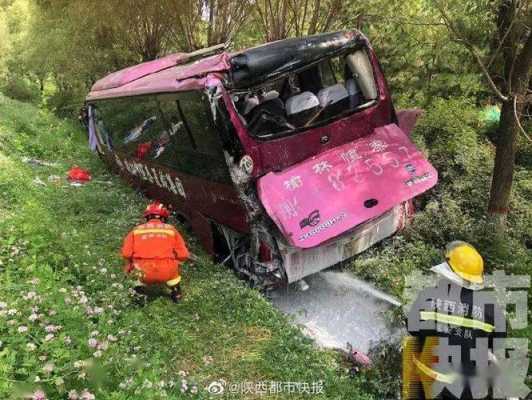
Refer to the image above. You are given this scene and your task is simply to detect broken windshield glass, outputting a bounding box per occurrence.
[232,48,378,139]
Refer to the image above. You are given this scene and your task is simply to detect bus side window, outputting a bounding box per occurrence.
[176,91,232,183]
[153,95,197,174]
[96,96,166,159]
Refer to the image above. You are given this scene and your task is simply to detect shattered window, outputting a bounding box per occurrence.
[233,48,378,139]
[176,91,232,183]
[93,96,166,159]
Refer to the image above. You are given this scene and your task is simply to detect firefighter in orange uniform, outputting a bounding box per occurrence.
[121,202,189,303]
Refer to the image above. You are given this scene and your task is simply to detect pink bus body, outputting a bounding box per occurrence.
[86,31,437,288]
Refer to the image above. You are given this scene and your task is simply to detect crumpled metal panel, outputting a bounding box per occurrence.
[278,203,407,283]
[229,31,364,88]
[257,124,437,249]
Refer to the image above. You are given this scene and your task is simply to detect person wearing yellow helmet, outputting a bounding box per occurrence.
[431,241,485,290]
[404,241,507,400]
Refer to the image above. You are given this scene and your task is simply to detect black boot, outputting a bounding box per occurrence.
[132,285,148,306]
[170,284,182,303]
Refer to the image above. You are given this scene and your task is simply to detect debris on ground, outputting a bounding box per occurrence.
[346,342,372,376]
[32,177,46,186]
[67,166,92,185]
[22,156,57,167]
[47,175,62,184]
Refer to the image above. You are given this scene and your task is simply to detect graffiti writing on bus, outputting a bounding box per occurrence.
[113,154,186,198]
[281,137,425,196]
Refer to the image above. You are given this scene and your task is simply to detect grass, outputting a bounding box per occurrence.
[0,93,382,399]
[1,93,530,399]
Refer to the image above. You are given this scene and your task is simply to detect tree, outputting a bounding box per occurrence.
[252,0,345,41]
[289,0,344,37]
[435,0,532,227]
[205,0,252,46]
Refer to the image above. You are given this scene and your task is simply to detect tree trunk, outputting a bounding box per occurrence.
[487,31,532,225]
[487,99,518,224]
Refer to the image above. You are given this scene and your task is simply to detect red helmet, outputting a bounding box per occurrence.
[143,202,170,219]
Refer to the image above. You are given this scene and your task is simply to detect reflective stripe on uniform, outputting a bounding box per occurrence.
[166,276,181,287]
[133,229,175,236]
[420,311,494,332]
[413,358,457,384]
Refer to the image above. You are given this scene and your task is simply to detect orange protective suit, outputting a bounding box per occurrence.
[121,219,189,286]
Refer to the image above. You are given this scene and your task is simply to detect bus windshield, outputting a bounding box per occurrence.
[232,48,378,139]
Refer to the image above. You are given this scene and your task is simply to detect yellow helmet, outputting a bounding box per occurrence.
[445,241,484,284]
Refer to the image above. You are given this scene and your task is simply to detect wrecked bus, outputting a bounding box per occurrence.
[86,31,437,289]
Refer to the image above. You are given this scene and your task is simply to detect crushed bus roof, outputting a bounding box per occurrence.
[86,30,365,101]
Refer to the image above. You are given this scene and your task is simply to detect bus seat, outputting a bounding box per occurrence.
[248,97,289,137]
[243,95,260,115]
[286,91,320,126]
[346,79,362,108]
[318,83,349,106]
[317,83,349,119]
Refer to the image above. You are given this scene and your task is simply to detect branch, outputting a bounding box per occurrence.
[487,16,517,69]
[437,3,509,102]
[467,43,509,102]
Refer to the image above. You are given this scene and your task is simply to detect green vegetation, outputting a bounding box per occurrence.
[0,94,380,399]
[0,0,530,399]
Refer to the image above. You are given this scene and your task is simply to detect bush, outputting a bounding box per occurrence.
[0,74,41,103]
[350,97,531,298]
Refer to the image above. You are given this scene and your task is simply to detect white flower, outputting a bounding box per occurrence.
[45,325,58,333]
[100,268,107,273]
[142,379,153,389]
[48,310,56,316]
[59,288,68,294]
[44,334,54,342]
[80,389,95,400]
[0,301,7,309]
[29,313,39,322]
[64,336,72,345]
[67,389,79,400]
[178,370,187,377]
[190,386,198,394]
[107,335,117,342]
[17,326,28,333]
[0,340,3,348]
[88,338,98,348]
[24,291,37,300]
[97,341,109,351]
[7,308,17,316]
[29,278,40,285]
[90,331,99,337]
[93,350,103,358]
[31,389,46,400]
[78,372,87,380]
[42,363,54,374]
[7,320,16,326]
[27,343,37,351]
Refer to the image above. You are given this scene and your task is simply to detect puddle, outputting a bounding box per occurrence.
[270,270,402,353]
